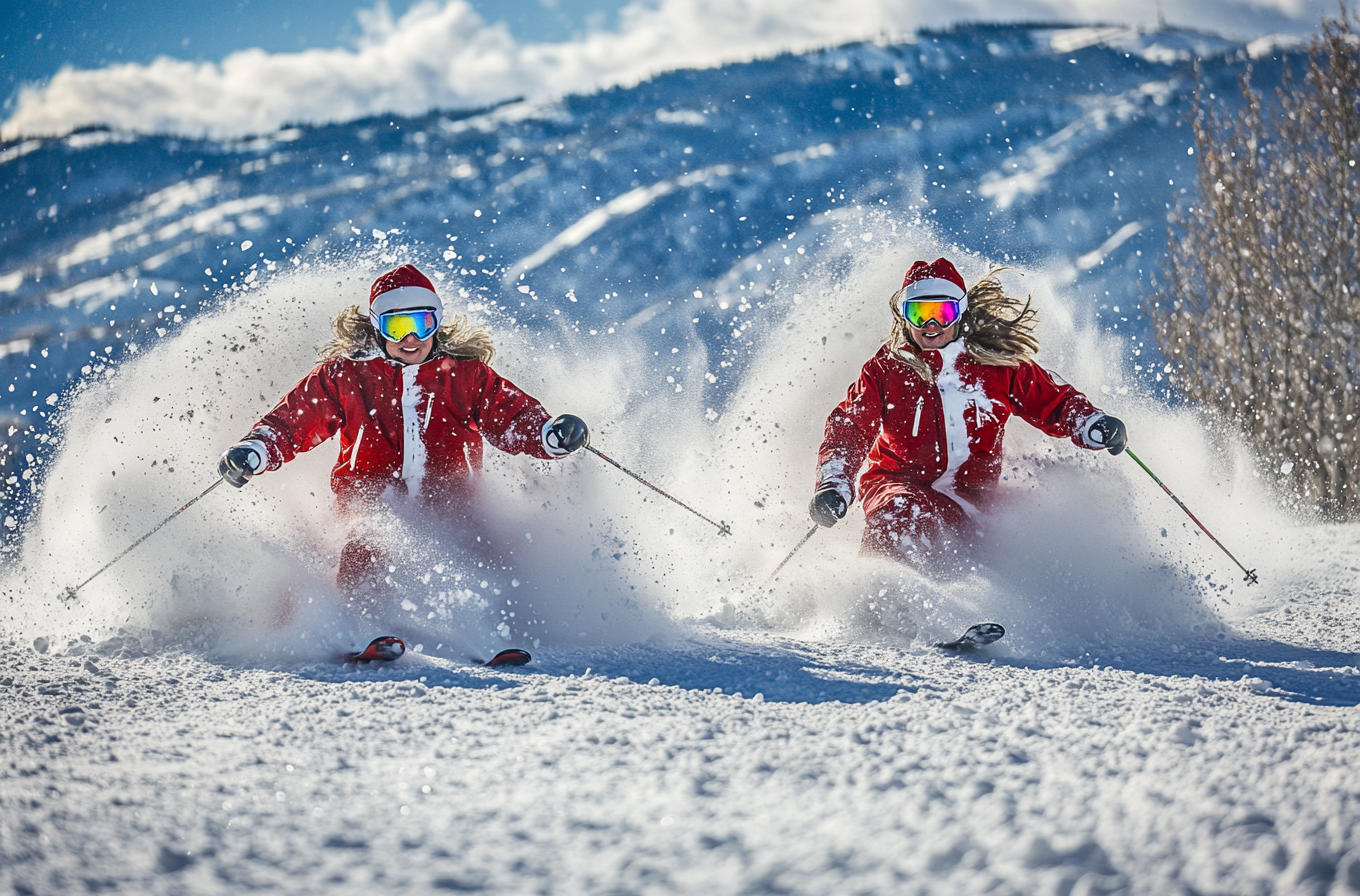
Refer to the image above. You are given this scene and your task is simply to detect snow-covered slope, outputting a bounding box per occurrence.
[4,606,1359,895]
[3,23,1358,896]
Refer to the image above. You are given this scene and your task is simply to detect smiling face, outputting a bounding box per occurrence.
[384,332,434,365]
[906,318,960,351]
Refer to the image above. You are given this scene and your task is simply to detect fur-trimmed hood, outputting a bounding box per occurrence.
[319,304,495,364]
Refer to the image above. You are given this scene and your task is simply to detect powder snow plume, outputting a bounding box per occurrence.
[0,258,677,663]
[578,210,1296,656]
[0,212,1307,663]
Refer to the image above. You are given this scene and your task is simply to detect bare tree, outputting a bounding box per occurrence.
[1148,8,1360,519]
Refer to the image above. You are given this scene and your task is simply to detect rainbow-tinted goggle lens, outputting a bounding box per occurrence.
[902,297,962,329]
[377,309,438,342]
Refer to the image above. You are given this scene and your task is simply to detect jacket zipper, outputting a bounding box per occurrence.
[911,397,924,437]
[423,393,435,432]
[348,424,365,471]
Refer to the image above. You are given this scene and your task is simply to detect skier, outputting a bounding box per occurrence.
[809,258,1126,575]
[215,264,588,653]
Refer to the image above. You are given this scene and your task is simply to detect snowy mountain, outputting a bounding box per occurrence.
[4,23,1359,896]
[0,23,1282,513]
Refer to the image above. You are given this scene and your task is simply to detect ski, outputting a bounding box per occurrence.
[933,622,1005,651]
[340,636,406,664]
[480,648,532,667]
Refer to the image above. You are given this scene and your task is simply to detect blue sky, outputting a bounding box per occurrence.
[2,0,622,103]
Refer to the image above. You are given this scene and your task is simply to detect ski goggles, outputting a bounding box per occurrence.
[901,297,962,329]
[376,308,439,342]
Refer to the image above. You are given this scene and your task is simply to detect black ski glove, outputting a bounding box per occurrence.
[1087,414,1127,455]
[809,486,848,528]
[218,442,262,488]
[544,414,589,456]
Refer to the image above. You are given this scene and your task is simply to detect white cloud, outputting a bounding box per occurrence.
[0,0,1330,140]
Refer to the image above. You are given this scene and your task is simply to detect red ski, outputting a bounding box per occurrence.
[482,648,531,667]
[341,636,406,663]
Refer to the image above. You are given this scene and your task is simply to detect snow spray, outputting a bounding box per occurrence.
[532,206,1298,658]
[1,213,1307,663]
[0,256,676,661]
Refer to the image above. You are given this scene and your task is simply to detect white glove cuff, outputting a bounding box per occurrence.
[1079,413,1108,449]
[815,459,853,505]
[240,439,268,471]
[541,419,570,457]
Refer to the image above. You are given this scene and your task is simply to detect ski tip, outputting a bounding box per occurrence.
[484,648,532,667]
[974,621,1005,641]
[341,636,406,664]
[933,622,1006,651]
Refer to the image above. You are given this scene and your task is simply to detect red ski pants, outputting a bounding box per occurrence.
[338,538,385,594]
[858,478,980,573]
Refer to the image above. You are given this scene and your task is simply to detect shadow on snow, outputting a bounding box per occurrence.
[985,635,1360,708]
[287,633,927,705]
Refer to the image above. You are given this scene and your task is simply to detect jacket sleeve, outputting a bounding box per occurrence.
[1007,362,1103,449]
[471,364,555,460]
[816,360,886,503]
[245,361,347,470]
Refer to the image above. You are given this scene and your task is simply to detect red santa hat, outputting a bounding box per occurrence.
[368,264,442,330]
[902,258,968,313]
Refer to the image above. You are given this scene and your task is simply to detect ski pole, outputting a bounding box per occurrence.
[765,524,819,584]
[61,478,225,603]
[1125,448,1258,585]
[586,445,731,536]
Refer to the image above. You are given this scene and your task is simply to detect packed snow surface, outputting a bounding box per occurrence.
[4,603,1360,894]
[3,24,1359,896]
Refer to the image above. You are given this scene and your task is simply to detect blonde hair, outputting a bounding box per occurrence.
[886,265,1039,378]
[319,305,495,363]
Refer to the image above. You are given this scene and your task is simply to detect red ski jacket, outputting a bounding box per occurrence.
[817,340,1104,515]
[243,350,555,513]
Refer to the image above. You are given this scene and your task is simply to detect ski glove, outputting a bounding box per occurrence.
[543,414,589,456]
[1085,414,1127,455]
[218,442,264,488]
[809,485,849,528]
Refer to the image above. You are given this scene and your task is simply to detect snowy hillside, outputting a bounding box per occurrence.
[4,23,1359,896]
[0,23,1285,505]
